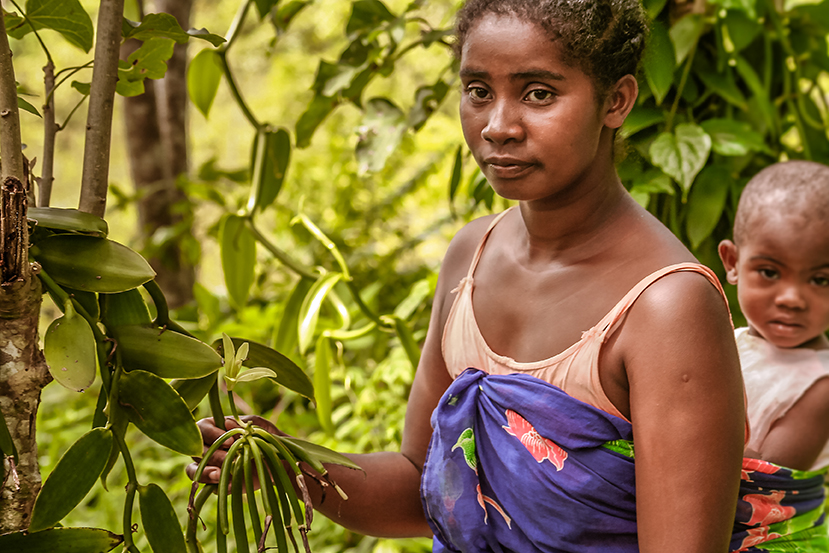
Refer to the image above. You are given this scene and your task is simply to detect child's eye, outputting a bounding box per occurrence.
[525,89,554,103]
[758,268,779,280]
[812,275,829,287]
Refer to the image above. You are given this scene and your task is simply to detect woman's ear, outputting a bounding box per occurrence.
[718,239,740,285]
[603,74,638,129]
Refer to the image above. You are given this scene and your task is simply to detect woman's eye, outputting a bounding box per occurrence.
[467,87,489,101]
[758,268,779,280]
[525,89,553,102]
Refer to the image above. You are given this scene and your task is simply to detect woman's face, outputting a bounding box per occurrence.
[459,13,615,205]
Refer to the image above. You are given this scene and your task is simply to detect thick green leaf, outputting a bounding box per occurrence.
[71,80,91,95]
[648,123,711,197]
[298,272,343,354]
[138,483,187,553]
[693,59,747,110]
[30,428,113,532]
[0,527,123,552]
[220,214,256,311]
[187,49,223,118]
[253,0,280,19]
[619,106,664,138]
[448,145,464,205]
[18,96,41,117]
[216,337,314,400]
[247,127,291,213]
[314,335,334,435]
[721,10,762,53]
[274,277,313,358]
[113,325,222,379]
[281,436,362,471]
[686,166,732,250]
[34,235,155,293]
[28,207,108,237]
[172,373,217,411]
[119,370,202,456]
[700,118,770,156]
[355,97,406,175]
[100,289,152,328]
[6,0,93,52]
[296,94,338,148]
[0,408,18,463]
[393,279,430,320]
[122,13,225,46]
[642,21,675,105]
[44,301,97,392]
[670,14,704,65]
[346,0,397,38]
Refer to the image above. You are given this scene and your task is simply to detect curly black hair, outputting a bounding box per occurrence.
[454,0,648,98]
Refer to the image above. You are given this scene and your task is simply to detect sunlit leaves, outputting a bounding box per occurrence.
[701,118,770,156]
[187,49,224,117]
[670,14,704,65]
[642,21,675,105]
[356,97,406,175]
[219,214,256,311]
[346,0,396,38]
[298,272,344,354]
[5,0,93,52]
[122,13,225,46]
[247,127,291,213]
[649,123,711,198]
[117,38,175,97]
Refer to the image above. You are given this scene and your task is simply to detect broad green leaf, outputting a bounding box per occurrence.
[620,107,664,138]
[629,169,675,196]
[172,373,217,411]
[314,334,334,435]
[649,123,711,197]
[28,207,108,237]
[733,55,775,133]
[117,38,175,97]
[100,289,152,328]
[18,96,40,117]
[281,436,362,471]
[298,272,344,354]
[6,0,93,52]
[119,370,202,456]
[247,127,291,213]
[448,145,464,205]
[721,10,761,52]
[122,13,225,46]
[355,97,406,175]
[642,21,675,105]
[187,49,223,118]
[686,165,732,249]
[346,0,397,38]
[274,277,313,357]
[0,408,17,463]
[670,14,704,65]
[408,80,449,130]
[219,337,314,399]
[694,59,747,110]
[44,301,97,392]
[115,78,145,97]
[219,214,256,311]
[139,484,187,553]
[113,325,222,379]
[700,118,770,156]
[393,279,430,320]
[296,94,338,148]
[71,81,91,95]
[253,0,280,19]
[34,235,155,293]
[0,527,123,552]
[30,428,113,532]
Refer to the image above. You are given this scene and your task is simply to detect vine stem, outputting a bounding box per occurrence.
[112,429,140,552]
[244,218,315,279]
[217,49,262,130]
[666,42,697,132]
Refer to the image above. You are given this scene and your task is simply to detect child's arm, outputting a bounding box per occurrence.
[617,271,745,553]
[752,376,829,471]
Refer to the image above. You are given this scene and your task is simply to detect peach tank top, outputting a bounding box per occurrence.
[441,208,729,422]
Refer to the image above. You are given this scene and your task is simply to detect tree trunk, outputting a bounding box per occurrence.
[122,0,195,309]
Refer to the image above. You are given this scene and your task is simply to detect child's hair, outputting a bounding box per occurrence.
[453,0,648,98]
[733,160,829,244]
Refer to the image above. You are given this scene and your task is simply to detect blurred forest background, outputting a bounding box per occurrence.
[5,0,829,549]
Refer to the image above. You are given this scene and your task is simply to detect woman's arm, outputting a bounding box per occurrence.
[618,272,745,553]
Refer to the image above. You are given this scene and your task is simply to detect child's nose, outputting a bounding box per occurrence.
[775,283,807,310]
[481,102,524,144]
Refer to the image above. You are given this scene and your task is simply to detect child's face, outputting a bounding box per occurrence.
[719,210,829,349]
[458,14,630,204]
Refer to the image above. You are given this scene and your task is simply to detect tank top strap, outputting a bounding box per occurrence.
[464,207,516,279]
[595,262,730,338]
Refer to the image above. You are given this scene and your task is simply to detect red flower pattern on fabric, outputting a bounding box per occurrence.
[502,409,567,471]
[736,526,783,551]
[744,490,795,527]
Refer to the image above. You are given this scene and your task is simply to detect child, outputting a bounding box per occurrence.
[191,0,747,550]
[719,160,829,550]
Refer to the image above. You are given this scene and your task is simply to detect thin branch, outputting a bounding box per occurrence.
[78,0,126,218]
[0,12,25,182]
[39,61,56,206]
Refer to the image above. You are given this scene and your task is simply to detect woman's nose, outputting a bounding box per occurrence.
[481,102,524,144]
